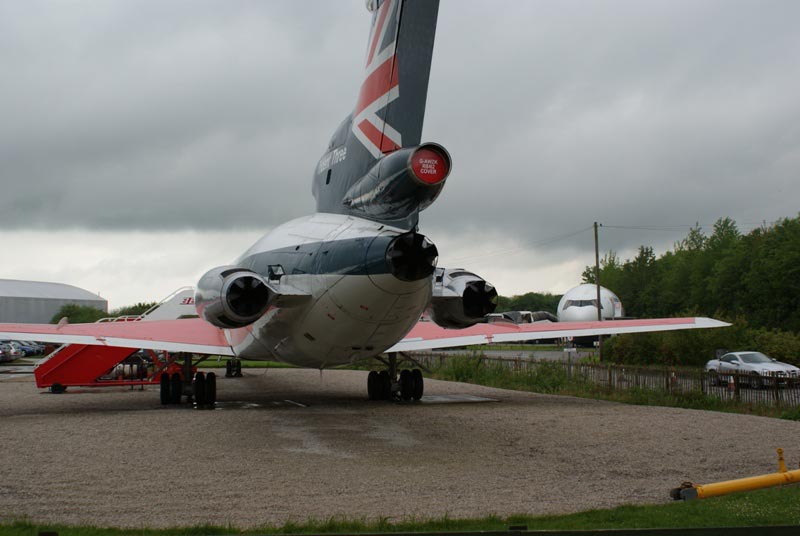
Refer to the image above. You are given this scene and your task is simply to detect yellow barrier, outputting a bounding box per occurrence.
[672,448,800,500]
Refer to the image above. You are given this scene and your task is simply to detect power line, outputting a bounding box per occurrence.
[446,225,593,265]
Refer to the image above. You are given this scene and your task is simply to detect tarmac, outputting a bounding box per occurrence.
[1,367,799,528]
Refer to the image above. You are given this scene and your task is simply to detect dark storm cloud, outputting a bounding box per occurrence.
[2,0,799,260]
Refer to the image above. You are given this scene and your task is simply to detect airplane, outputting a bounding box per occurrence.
[0,0,728,404]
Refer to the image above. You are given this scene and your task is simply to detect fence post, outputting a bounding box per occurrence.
[607,365,612,391]
[773,372,780,407]
[734,373,740,402]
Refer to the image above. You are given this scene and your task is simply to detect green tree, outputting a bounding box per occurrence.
[50,304,108,324]
[111,302,158,317]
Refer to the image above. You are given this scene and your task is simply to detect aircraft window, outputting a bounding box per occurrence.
[563,299,598,309]
[326,169,332,185]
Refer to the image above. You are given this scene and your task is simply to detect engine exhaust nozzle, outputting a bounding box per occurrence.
[386,232,438,282]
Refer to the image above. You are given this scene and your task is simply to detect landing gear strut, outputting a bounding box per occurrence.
[367,353,425,402]
[225,359,243,378]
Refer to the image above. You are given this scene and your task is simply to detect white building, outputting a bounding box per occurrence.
[0,279,107,324]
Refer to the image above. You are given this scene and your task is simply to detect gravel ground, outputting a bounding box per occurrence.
[1,368,798,528]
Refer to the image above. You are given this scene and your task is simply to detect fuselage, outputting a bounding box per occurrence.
[226,213,432,368]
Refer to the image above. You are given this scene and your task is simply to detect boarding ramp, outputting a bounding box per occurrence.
[33,287,197,392]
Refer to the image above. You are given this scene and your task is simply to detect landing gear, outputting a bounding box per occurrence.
[366,353,425,402]
[157,353,219,407]
[192,371,216,408]
[170,372,182,404]
[160,373,170,404]
[226,359,243,378]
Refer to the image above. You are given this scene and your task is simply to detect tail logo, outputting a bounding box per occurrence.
[352,0,402,159]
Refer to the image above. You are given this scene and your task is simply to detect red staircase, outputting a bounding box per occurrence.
[35,344,139,389]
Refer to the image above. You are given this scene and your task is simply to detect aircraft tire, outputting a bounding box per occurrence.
[411,369,424,401]
[235,361,243,377]
[206,372,217,406]
[400,369,413,401]
[170,373,183,404]
[194,372,206,406]
[225,361,233,378]
[159,373,170,405]
[378,371,391,400]
[367,371,379,400]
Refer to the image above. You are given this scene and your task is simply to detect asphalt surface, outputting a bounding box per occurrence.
[1,368,799,528]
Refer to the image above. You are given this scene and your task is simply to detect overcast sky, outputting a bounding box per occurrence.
[2,0,799,309]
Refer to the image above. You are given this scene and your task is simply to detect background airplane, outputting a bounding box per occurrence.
[0,0,728,404]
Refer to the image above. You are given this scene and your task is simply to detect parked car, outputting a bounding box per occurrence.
[0,343,23,360]
[11,341,36,356]
[19,340,44,355]
[706,351,800,388]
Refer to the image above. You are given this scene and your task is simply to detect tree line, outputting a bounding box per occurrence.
[580,215,800,365]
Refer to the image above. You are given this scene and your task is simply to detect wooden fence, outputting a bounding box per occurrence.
[412,353,800,408]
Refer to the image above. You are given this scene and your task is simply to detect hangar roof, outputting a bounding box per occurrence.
[0,279,105,302]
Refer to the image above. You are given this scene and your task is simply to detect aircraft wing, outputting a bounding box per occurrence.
[387,317,730,353]
[0,319,234,356]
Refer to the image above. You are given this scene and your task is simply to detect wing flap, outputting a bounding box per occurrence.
[387,317,730,352]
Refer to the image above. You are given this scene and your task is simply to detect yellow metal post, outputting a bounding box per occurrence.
[673,448,800,500]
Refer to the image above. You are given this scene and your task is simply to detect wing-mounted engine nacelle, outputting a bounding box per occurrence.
[428,268,498,329]
[342,143,451,222]
[195,266,275,329]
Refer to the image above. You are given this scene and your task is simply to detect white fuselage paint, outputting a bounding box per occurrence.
[224,213,431,368]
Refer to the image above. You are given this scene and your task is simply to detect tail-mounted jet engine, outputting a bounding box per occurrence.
[385,231,439,282]
[195,266,275,329]
[428,268,498,329]
[342,143,451,222]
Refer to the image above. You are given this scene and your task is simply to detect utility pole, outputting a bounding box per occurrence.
[594,221,603,361]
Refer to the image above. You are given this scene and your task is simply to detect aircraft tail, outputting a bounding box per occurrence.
[313,0,442,226]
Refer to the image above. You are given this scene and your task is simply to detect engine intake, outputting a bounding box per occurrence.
[428,268,498,329]
[195,266,274,329]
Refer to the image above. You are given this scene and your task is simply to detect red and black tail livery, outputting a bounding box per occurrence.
[313,0,444,229]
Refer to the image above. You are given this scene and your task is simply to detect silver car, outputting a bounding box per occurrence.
[706,351,800,388]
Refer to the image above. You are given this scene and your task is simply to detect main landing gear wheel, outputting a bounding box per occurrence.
[194,372,206,406]
[225,360,233,378]
[160,373,170,405]
[235,360,243,377]
[367,371,379,400]
[170,372,183,404]
[193,371,216,408]
[366,368,424,402]
[205,372,217,406]
[400,369,414,401]
[411,368,424,400]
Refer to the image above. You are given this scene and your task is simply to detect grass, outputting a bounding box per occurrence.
[2,485,799,534]
[428,355,800,420]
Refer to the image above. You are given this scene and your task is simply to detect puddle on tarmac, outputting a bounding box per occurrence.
[419,394,498,404]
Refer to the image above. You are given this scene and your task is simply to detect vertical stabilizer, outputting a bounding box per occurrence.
[313,0,441,222]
